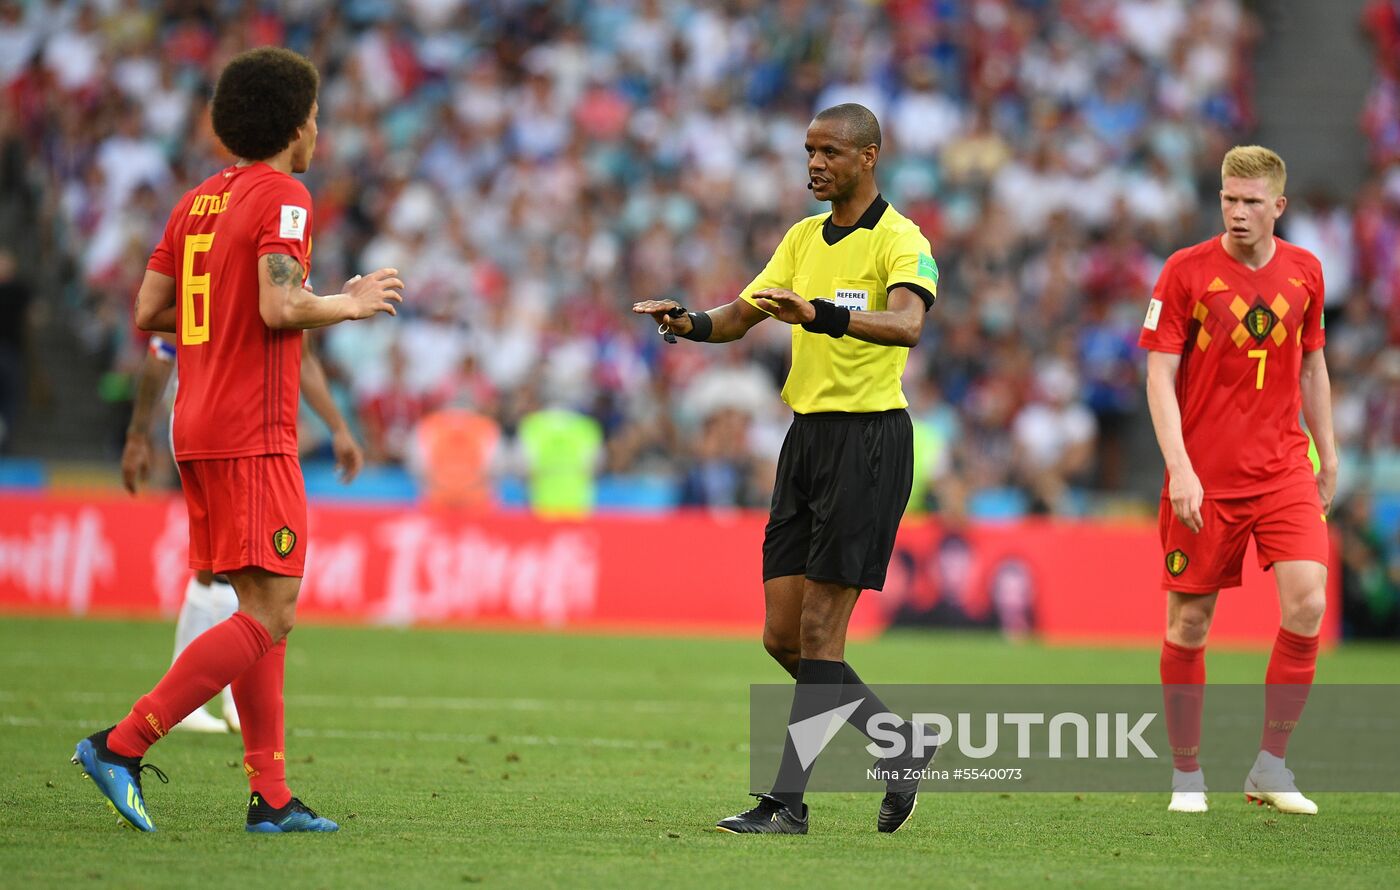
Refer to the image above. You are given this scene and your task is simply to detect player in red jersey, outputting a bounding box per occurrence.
[1140,145,1337,816]
[71,47,403,833]
[121,331,366,735]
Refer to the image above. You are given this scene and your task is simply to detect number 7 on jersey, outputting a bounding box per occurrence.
[182,233,215,345]
[1247,349,1267,390]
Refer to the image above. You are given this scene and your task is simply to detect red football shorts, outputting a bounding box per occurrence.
[1158,479,1329,593]
[179,454,307,577]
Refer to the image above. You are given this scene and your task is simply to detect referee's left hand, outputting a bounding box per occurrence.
[752,288,816,325]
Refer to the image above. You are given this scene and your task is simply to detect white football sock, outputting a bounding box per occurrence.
[1172,768,1207,792]
[173,577,219,662]
[1253,750,1286,772]
[174,576,243,724]
[209,578,240,727]
[208,577,238,620]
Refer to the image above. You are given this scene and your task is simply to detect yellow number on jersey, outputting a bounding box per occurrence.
[1248,349,1267,390]
[181,233,215,345]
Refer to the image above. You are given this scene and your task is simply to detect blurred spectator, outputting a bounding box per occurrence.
[1012,360,1097,514]
[1363,0,1400,167]
[987,557,1037,641]
[361,344,433,466]
[1366,349,1400,454]
[1364,0,1400,68]
[1282,189,1355,306]
[42,4,100,93]
[517,403,604,518]
[0,248,31,451]
[0,3,36,93]
[1077,301,1141,490]
[906,375,965,517]
[678,407,762,510]
[411,406,500,511]
[889,532,996,630]
[1335,490,1400,638]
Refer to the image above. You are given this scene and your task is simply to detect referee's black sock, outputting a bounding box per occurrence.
[770,658,845,812]
[841,662,916,755]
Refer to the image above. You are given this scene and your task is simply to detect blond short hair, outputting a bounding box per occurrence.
[1221,145,1286,196]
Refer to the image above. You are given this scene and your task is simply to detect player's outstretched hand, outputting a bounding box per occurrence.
[120,434,152,495]
[345,269,404,320]
[631,299,692,337]
[751,288,815,325]
[332,428,365,484]
[1169,467,1205,533]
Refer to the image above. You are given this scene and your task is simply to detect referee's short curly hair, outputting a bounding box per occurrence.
[211,47,320,162]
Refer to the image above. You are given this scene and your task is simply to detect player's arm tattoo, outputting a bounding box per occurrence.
[266,253,304,288]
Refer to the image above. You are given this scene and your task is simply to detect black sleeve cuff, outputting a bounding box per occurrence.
[890,282,935,312]
[801,299,851,338]
[680,310,713,342]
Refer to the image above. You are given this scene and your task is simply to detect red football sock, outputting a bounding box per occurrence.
[1261,626,1319,758]
[1160,638,1206,772]
[109,612,271,758]
[232,637,290,809]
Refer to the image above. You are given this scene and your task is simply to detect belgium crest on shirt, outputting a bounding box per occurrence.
[1244,300,1278,344]
[272,526,297,558]
[1166,549,1189,577]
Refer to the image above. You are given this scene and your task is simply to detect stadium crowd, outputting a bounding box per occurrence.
[1335,0,1400,638]
[0,0,1397,539]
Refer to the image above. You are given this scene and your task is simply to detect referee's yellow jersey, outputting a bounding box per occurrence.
[740,195,938,414]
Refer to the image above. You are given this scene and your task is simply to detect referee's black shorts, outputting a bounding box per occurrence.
[762,408,914,591]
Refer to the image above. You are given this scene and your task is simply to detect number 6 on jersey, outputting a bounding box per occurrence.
[182,233,215,345]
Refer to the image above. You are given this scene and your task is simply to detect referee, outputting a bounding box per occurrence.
[633,103,939,835]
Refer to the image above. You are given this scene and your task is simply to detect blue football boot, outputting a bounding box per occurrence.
[71,728,168,832]
[246,793,339,833]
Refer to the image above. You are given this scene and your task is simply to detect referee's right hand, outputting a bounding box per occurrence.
[632,299,692,337]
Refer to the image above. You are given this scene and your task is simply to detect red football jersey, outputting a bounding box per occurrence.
[1139,236,1325,498]
[148,163,311,460]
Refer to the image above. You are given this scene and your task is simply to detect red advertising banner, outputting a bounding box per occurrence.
[0,494,1337,646]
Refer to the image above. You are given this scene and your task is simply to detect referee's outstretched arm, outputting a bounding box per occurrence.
[632,296,769,343]
[751,286,925,348]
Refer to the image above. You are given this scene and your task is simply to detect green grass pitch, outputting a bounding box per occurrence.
[1,617,1398,888]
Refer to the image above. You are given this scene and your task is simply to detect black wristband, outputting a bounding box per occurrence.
[801,299,851,338]
[680,310,713,342]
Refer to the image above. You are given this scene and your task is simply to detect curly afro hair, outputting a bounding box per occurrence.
[211,47,319,162]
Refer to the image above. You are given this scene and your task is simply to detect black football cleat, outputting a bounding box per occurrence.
[246,793,339,833]
[715,794,809,834]
[877,734,939,833]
